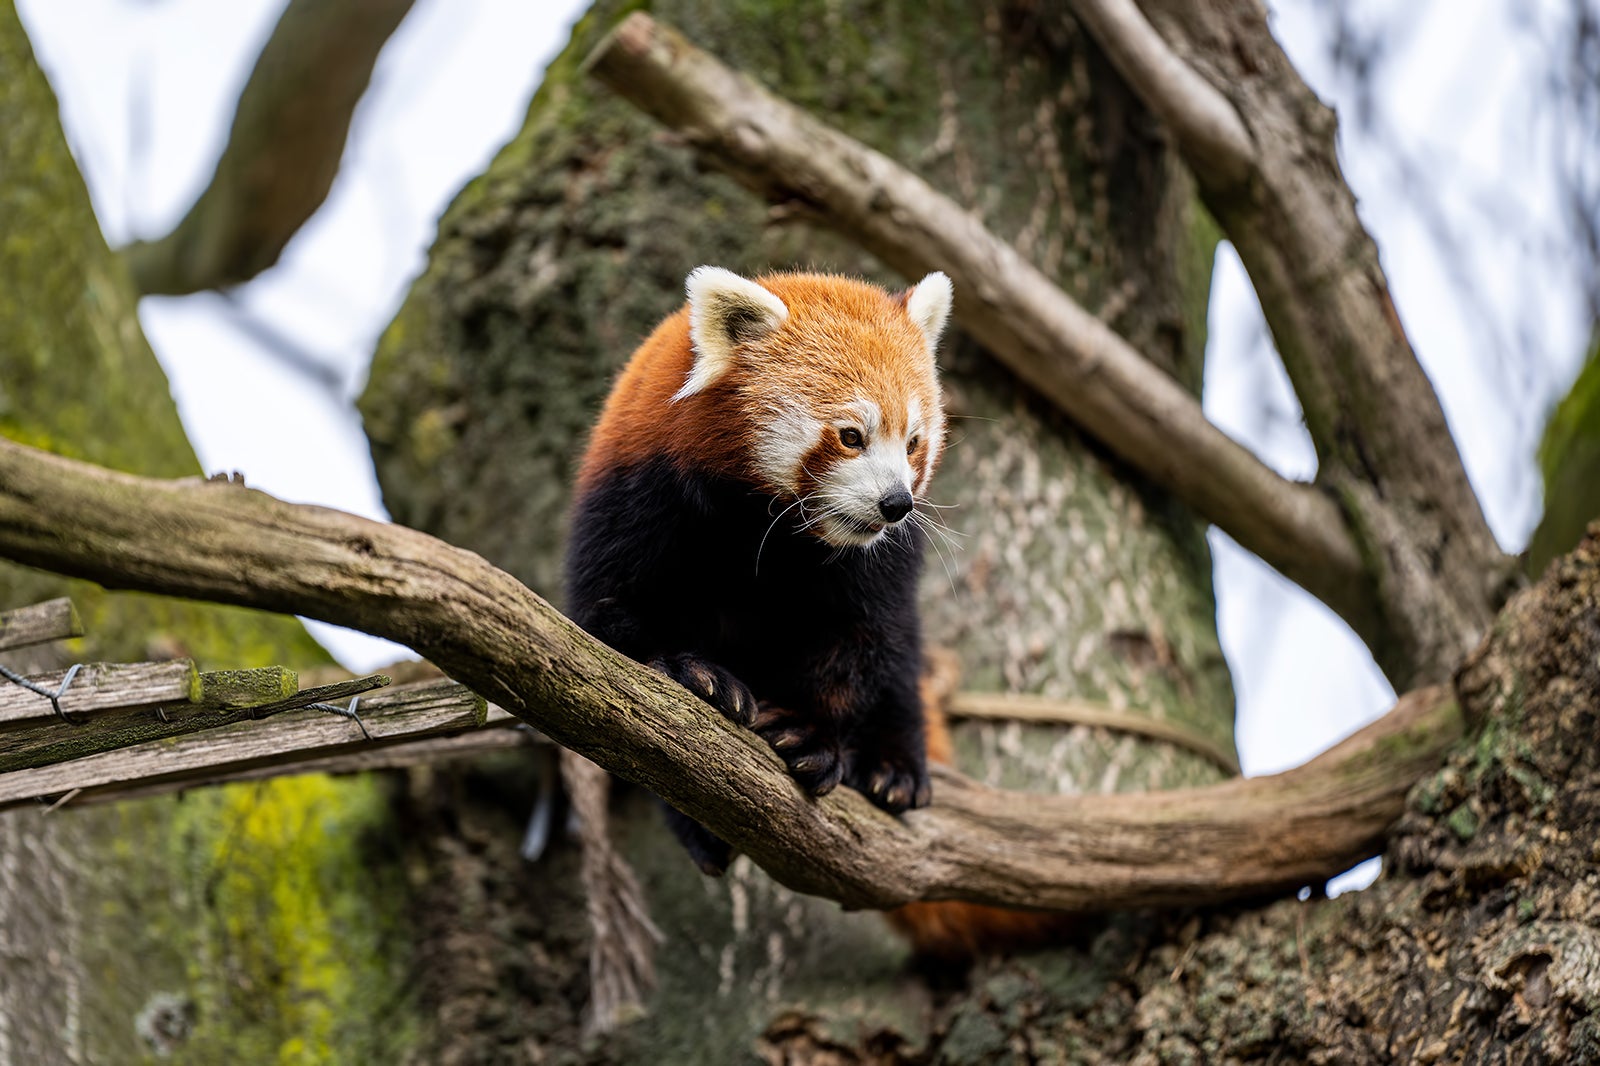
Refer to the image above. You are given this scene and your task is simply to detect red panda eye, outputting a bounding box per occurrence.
[839,428,864,449]
[907,436,919,454]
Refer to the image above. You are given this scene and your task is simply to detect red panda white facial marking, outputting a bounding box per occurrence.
[676,267,952,549]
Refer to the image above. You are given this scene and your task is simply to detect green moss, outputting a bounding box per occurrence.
[174,775,416,1064]
[199,668,299,708]
[74,775,417,1065]
[1446,803,1480,842]
[1529,330,1600,576]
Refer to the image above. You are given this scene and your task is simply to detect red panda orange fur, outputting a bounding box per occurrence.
[889,690,1078,961]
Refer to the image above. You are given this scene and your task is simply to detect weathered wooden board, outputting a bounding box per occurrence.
[0,679,487,810]
[0,671,390,774]
[0,598,82,652]
[0,661,199,726]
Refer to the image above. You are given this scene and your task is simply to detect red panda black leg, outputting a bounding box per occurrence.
[844,729,934,813]
[647,653,758,727]
[850,748,932,814]
[749,703,846,797]
[660,804,735,876]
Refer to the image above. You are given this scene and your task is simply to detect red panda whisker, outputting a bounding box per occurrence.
[909,513,962,599]
[908,506,967,544]
[755,495,809,576]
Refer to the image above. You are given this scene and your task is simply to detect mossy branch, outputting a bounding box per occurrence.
[0,437,1467,912]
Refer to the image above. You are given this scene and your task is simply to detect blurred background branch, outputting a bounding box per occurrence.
[121,0,415,295]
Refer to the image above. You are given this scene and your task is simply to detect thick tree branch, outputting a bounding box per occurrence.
[1072,0,1520,686]
[582,13,1383,664]
[0,438,1465,912]
[122,0,415,295]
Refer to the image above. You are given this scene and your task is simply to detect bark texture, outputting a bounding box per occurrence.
[358,0,1230,1058]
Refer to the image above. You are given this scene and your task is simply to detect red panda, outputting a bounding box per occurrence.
[566,267,1054,959]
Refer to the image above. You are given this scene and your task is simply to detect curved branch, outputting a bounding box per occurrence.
[1073,0,1520,686]
[123,0,416,295]
[1065,0,1254,183]
[582,13,1383,663]
[0,438,1464,912]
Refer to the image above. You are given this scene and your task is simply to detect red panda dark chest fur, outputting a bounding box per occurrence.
[565,267,953,875]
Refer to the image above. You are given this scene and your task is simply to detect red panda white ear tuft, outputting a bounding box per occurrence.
[677,266,789,401]
[904,272,953,353]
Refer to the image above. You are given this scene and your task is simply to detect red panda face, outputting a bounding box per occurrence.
[677,269,952,549]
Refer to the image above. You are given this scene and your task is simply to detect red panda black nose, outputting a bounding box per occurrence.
[878,490,914,523]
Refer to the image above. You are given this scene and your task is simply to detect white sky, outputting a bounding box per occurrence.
[15,0,1590,869]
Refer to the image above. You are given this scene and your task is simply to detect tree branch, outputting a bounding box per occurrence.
[1070,0,1520,686]
[581,12,1384,663]
[0,438,1465,911]
[122,0,416,295]
[1064,0,1254,183]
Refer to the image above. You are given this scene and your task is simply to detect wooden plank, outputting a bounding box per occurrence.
[229,674,389,718]
[0,661,198,725]
[0,598,82,652]
[197,666,298,708]
[0,671,391,775]
[67,714,540,806]
[0,679,486,811]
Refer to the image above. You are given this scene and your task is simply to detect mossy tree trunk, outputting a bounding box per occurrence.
[0,7,420,1063]
[360,1,1233,1060]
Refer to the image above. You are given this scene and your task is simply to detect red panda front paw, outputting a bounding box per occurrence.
[647,654,757,727]
[749,703,845,797]
[849,751,932,815]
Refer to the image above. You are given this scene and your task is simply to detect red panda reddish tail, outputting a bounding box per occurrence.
[884,697,1079,961]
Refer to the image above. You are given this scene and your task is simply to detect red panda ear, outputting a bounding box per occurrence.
[677,266,789,400]
[903,272,953,354]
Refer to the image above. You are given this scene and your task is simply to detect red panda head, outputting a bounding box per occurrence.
[676,268,952,549]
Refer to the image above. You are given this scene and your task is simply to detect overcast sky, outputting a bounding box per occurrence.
[15,0,1590,838]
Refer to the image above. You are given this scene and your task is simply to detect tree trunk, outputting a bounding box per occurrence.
[0,7,420,1062]
[360,1,1230,1058]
